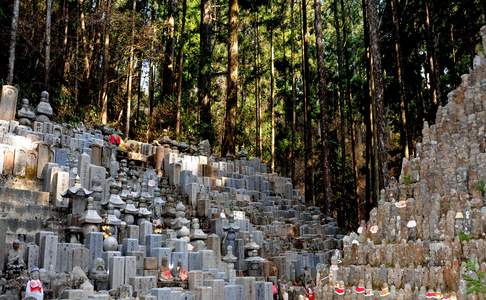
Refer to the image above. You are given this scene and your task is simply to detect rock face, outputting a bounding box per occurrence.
[316,26,486,299]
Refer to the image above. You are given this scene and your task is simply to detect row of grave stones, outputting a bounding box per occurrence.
[0,86,343,299]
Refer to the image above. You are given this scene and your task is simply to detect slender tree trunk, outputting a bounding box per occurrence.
[44,0,52,90]
[125,0,137,138]
[7,0,20,85]
[176,0,187,140]
[254,14,261,159]
[270,25,275,173]
[79,0,90,79]
[162,0,177,104]
[101,0,112,124]
[366,0,387,190]
[362,0,373,216]
[198,0,213,143]
[314,0,332,213]
[222,0,239,156]
[301,0,314,203]
[62,0,70,83]
[424,0,439,120]
[332,0,346,225]
[390,0,410,158]
[340,0,358,221]
[290,0,296,184]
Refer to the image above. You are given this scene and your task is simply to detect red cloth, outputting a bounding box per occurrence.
[272,284,278,295]
[28,280,43,293]
[109,134,121,146]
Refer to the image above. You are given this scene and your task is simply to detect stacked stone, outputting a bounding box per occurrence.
[316,26,486,299]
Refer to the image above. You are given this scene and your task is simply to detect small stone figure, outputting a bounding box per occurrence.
[7,239,26,273]
[172,260,188,281]
[17,98,36,126]
[88,258,108,290]
[35,91,53,122]
[25,267,44,300]
[159,257,173,282]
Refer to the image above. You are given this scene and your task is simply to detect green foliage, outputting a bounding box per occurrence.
[403,174,413,186]
[459,231,471,243]
[464,258,486,295]
[476,180,485,196]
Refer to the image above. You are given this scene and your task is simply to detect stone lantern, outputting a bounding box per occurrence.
[63,175,93,216]
[17,98,36,126]
[190,218,207,251]
[223,214,240,254]
[123,194,139,225]
[80,197,103,237]
[244,236,265,277]
[35,91,53,122]
[172,201,190,242]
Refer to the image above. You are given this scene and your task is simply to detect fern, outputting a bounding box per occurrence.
[464,258,486,295]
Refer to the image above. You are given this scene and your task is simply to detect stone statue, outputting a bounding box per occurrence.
[159,257,173,282]
[35,91,53,122]
[7,240,25,272]
[25,267,44,300]
[88,258,108,290]
[172,260,188,281]
[17,98,36,126]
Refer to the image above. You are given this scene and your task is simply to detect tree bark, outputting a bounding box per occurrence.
[101,0,112,124]
[125,0,137,138]
[332,0,346,225]
[390,0,410,158]
[198,0,213,144]
[340,0,358,221]
[44,0,53,88]
[314,0,332,213]
[290,0,296,184]
[222,0,239,156]
[366,0,388,190]
[424,0,439,120]
[7,0,20,85]
[301,0,314,204]
[270,22,275,173]
[176,0,187,140]
[162,0,177,105]
[254,14,262,159]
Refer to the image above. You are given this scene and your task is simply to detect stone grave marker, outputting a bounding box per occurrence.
[0,85,18,121]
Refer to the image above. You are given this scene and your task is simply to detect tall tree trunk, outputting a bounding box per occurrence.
[314,0,332,213]
[7,0,20,85]
[79,0,90,79]
[340,0,358,221]
[362,0,374,217]
[254,14,261,159]
[290,0,296,184]
[176,0,187,140]
[424,0,439,120]
[62,0,70,84]
[198,0,213,144]
[125,0,137,138]
[44,0,52,90]
[332,0,346,225]
[390,0,410,158]
[366,0,387,190]
[162,0,177,104]
[222,0,239,156]
[270,24,275,173]
[101,0,112,124]
[301,0,314,203]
